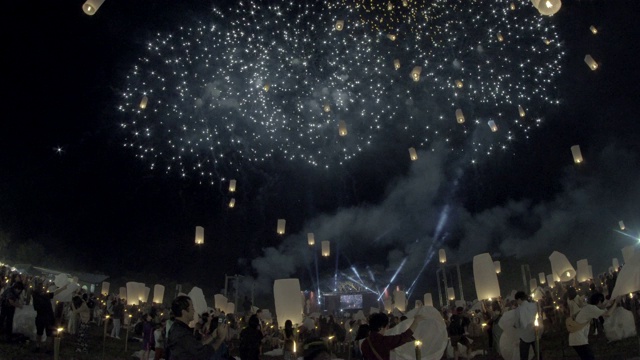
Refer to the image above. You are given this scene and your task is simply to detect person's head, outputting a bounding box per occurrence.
[248,314,260,328]
[354,324,370,341]
[12,281,25,292]
[285,319,293,330]
[171,295,194,322]
[589,293,605,307]
[368,313,390,333]
[456,306,464,315]
[514,291,528,304]
[566,286,578,300]
[303,337,330,360]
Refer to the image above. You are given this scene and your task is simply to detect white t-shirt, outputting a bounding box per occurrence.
[568,304,605,346]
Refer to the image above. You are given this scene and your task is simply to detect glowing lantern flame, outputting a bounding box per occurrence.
[195,226,204,245]
[590,26,598,35]
[411,66,422,82]
[335,20,344,31]
[387,34,397,41]
[323,102,331,113]
[619,221,626,230]
[82,0,105,16]
[321,240,330,257]
[494,261,501,274]
[394,59,401,70]
[488,120,498,132]
[518,105,526,117]
[277,219,286,235]
[139,96,148,109]
[307,233,315,246]
[263,83,270,92]
[510,2,516,10]
[455,80,464,88]
[584,55,598,70]
[408,147,418,161]
[439,249,446,263]
[229,179,237,192]
[338,120,348,136]
[497,33,504,42]
[455,109,465,124]
[229,198,235,208]
[571,145,583,164]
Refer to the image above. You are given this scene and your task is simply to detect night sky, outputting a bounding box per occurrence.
[2,0,639,302]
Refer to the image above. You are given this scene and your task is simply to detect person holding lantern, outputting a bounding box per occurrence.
[361,312,425,360]
[568,293,618,360]
[513,291,538,360]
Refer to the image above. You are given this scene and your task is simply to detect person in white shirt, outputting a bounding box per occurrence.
[569,293,618,360]
[513,291,539,360]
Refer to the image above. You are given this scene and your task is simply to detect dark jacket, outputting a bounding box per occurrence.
[166,319,216,360]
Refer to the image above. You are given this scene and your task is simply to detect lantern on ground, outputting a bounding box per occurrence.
[411,66,422,82]
[228,198,235,208]
[139,95,149,109]
[153,284,165,304]
[473,253,501,300]
[584,55,598,70]
[439,249,447,263]
[589,26,598,35]
[274,279,304,326]
[494,261,501,274]
[447,287,455,301]
[546,274,554,288]
[455,109,465,124]
[321,241,330,257]
[455,80,464,88]
[195,226,204,245]
[549,251,576,282]
[277,219,286,235]
[229,179,237,192]
[518,105,526,117]
[576,259,590,282]
[338,120,348,136]
[488,120,498,132]
[571,145,583,164]
[538,272,546,284]
[394,59,401,70]
[619,221,626,230]
[424,293,433,307]
[307,233,315,246]
[82,0,105,15]
[409,147,418,161]
[101,282,110,297]
[335,20,344,31]
[497,33,504,42]
[536,0,562,16]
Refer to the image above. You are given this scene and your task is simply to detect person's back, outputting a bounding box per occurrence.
[239,321,263,360]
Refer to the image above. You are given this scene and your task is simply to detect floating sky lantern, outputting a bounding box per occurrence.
[229,179,237,192]
[576,259,590,282]
[570,145,583,164]
[387,1,394,11]
[494,261,501,274]
[439,249,447,263]
[277,219,286,235]
[195,226,204,245]
[473,253,501,300]
[589,25,598,35]
[323,102,331,112]
[518,105,526,117]
[408,147,418,161]
[263,83,270,92]
[613,258,620,270]
[549,250,576,282]
[546,274,554,288]
[411,66,422,82]
[228,198,235,208]
[622,245,635,264]
[529,278,538,293]
[510,2,516,10]
[455,80,464,88]
[274,279,304,326]
[338,120,348,136]
[535,0,562,16]
[101,282,110,297]
[496,33,504,42]
[321,240,330,257]
[153,284,165,304]
[447,287,455,301]
[619,220,626,230]
[387,34,397,41]
[423,293,433,307]
[307,233,315,246]
[394,59,401,70]
[82,0,105,16]
[488,120,498,132]
[335,20,344,31]
[139,95,148,109]
[543,38,551,45]
[584,55,598,70]
[538,272,546,284]
[455,109,465,124]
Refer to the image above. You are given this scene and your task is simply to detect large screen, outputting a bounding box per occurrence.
[340,294,363,309]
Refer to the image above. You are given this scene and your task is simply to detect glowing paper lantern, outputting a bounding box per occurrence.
[619,221,626,230]
[622,245,635,264]
[447,287,455,301]
[307,233,315,246]
[82,0,105,16]
[571,145,583,164]
[229,198,235,208]
[576,259,590,282]
[543,38,551,45]
[497,33,504,42]
[494,261,501,274]
[439,249,447,263]
[387,1,393,10]
[188,287,207,319]
[323,102,331,112]
[101,282,110,297]
[473,253,501,300]
[142,286,150,303]
[338,120,348,136]
[610,252,640,299]
[335,20,344,31]
[214,294,227,311]
[584,55,598,70]
[126,282,140,306]
[408,147,418,161]
[139,95,149,109]
[394,59,401,70]
[226,302,235,314]
[510,2,516,10]
[549,251,576,282]
[613,258,620,270]
[424,293,433,307]
[274,279,304,325]
[263,83,270,92]
[529,279,537,293]
[229,179,237,192]
[411,66,422,82]
[195,226,204,245]
[589,26,598,35]
[321,240,330,257]
[518,105,526,117]
[455,109,465,124]
[277,219,286,235]
[536,0,562,16]
[546,274,554,288]
[119,287,126,300]
[387,34,397,41]
[538,272,546,284]
[455,80,464,88]
[153,284,165,304]
[393,289,407,311]
[488,120,498,132]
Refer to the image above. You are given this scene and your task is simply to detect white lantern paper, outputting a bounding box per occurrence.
[536,0,561,16]
[408,147,418,161]
[622,245,635,265]
[494,261,501,274]
[226,302,235,314]
[335,20,344,31]
[274,279,304,326]
[447,287,455,301]
[424,293,433,307]
[393,290,407,312]
[82,0,105,16]
[139,95,148,109]
[153,284,165,304]
[387,306,448,360]
[488,120,498,132]
[142,286,151,303]
[518,105,526,118]
[307,233,315,246]
[497,33,504,42]
[101,282,110,296]
[613,258,620,271]
[411,66,422,82]
[387,34,397,41]
[338,120,348,136]
[455,80,464,88]
[549,251,576,282]
[529,278,538,293]
[546,274,555,288]
[589,25,598,35]
[455,109,465,124]
[214,294,228,311]
[188,287,207,319]
[538,272,546,284]
[229,179,237,192]
[610,252,640,299]
[54,273,69,288]
[323,102,331,113]
[195,226,204,245]
[321,240,330,257]
[619,221,626,231]
[394,59,401,70]
[584,55,598,70]
[439,249,447,263]
[576,259,590,282]
[277,219,286,235]
[126,282,140,305]
[229,198,235,208]
[571,145,583,164]
[473,253,501,300]
[588,265,594,280]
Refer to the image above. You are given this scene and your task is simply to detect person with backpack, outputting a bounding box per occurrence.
[568,293,618,360]
[448,307,471,360]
